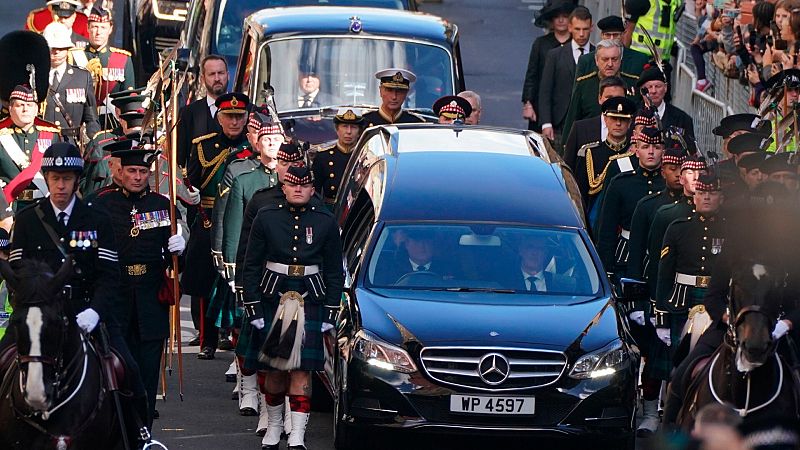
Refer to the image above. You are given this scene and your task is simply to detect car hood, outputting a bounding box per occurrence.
[357,288,619,352]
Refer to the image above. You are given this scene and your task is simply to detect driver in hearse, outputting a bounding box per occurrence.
[1,143,151,447]
[376,229,453,285]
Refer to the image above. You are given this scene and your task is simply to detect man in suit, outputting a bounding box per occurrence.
[636,64,695,144]
[509,233,575,293]
[563,76,627,170]
[295,63,332,109]
[376,230,452,285]
[177,54,228,171]
[539,6,593,149]
[41,22,100,146]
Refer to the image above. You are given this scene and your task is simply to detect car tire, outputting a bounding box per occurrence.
[333,360,356,450]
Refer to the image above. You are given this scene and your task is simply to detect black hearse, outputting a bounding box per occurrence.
[327,124,639,449]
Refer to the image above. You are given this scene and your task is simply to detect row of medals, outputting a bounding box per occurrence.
[70,231,98,249]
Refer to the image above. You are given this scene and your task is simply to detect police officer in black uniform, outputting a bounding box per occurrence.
[93,139,186,429]
[240,165,344,450]
[311,108,364,208]
[3,142,151,446]
[362,68,425,126]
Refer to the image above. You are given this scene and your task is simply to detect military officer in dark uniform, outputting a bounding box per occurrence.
[432,95,472,124]
[69,6,135,110]
[0,85,62,207]
[712,113,771,181]
[3,142,150,446]
[240,165,344,450]
[185,92,252,360]
[574,96,636,215]
[312,108,365,208]
[596,126,665,280]
[653,173,724,371]
[93,140,186,429]
[362,68,426,127]
[42,22,100,146]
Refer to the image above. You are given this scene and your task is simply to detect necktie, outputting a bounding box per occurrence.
[526,276,537,292]
[578,47,585,55]
[302,95,312,108]
[415,264,428,272]
[51,71,60,89]
[58,212,67,227]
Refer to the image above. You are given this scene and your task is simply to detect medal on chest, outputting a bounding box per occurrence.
[306,226,313,244]
[130,206,170,237]
[711,238,724,255]
[69,230,97,249]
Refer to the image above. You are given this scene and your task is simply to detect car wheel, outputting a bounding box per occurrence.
[333,359,356,449]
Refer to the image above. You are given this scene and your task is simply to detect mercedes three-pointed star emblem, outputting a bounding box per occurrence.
[477,352,510,386]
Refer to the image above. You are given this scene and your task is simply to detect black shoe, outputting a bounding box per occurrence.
[261,446,279,450]
[239,407,258,416]
[288,446,307,450]
[153,409,159,419]
[231,391,238,400]
[218,337,235,351]
[187,334,201,346]
[197,347,215,360]
[226,373,236,382]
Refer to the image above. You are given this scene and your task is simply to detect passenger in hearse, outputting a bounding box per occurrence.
[507,234,575,293]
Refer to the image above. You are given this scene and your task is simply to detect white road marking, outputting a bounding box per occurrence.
[24,307,47,410]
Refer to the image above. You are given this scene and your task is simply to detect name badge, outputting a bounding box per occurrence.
[65,88,86,103]
[69,230,98,250]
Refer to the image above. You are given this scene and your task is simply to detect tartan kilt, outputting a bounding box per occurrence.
[235,284,325,372]
[207,277,235,330]
[645,286,705,381]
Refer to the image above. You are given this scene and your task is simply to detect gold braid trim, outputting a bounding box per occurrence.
[196,141,231,190]
[587,148,633,195]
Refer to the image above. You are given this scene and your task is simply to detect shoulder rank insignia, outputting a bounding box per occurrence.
[577,141,600,158]
[576,71,597,82]
[192,132,218,144]
[110,47,132,56]
[660,246,669,259]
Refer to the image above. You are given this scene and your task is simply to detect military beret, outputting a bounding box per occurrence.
[636,62,667,87]
[597,15,625,33]
[277,142,304,163]
[432,95,472,120]
[284,165,314,185]
[737,152,768,171]
[727,132,772,155]
[602,96,636,118]
[695,173,722,192]
[215,92,250,114]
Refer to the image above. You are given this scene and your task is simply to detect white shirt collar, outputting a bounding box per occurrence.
[521,269,546,291]
[51,64,67,79]
[206,95,218,116]
[600,116,608,141]
[51,195,77,222]
[570,40,589,63]
[656,101,666,119]
[409,259,430,271]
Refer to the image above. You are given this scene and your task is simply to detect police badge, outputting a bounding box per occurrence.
[711,238,724,255]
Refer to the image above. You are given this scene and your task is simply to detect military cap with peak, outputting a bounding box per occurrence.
[284,165,314,185]
[215,92,250,114]
[601,96,636,118]
[636,127,664,144]
[662,145,687,165]
[695,173,722,191]
[597,15,625,33]
[760,152,798,175]
[9,85,36,103]
[276,142,304,163]
[764,68,800,91]
[47,0,80,17]
[43,22,74,49]
[636,62,667,87]
[737,152,767,170]
[42,142,83,172]
[727,132,772,155]
[432,95,472,121]
[712,113,771,137]
[333,107,365,125]
[375,68,416,90]
[106,139,158,167]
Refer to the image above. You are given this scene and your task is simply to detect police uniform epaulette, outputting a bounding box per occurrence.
[621,72,640,80]
[576,71,597,82]
[192,132,218,144]
[110,47,132,56]
[577,141,600,157]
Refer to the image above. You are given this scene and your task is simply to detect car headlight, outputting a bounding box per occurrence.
[352,330,417,373]
[569,339,628,379]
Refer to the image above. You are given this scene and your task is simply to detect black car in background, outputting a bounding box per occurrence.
[123,0,190,78]
[326,124,639,449]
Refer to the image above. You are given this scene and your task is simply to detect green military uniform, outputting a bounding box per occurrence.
[80,128,119,197]
[69,43,135,105]
[596,158,664,280]
[211,151,257,270]
[0,114,62,208]
[561,71,640,143]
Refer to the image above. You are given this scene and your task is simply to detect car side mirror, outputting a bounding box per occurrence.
[617,278,648,303]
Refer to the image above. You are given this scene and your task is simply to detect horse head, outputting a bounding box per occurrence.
[0,257,73,413]
[729,261,784,371]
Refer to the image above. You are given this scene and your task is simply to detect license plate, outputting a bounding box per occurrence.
[449,395,535,415]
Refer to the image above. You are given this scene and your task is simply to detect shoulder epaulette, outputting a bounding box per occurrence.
[621,72,639,80]
[193,132,217,144]
[577,141,600,157]
[110,47,132,56]
[0,128,12,136]
[93,129,115,140]
[576,71,597,82]
[609,151,634,161]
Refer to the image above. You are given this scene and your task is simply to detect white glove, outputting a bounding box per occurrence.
[629,310,646,326]
[168,224,186,254]
[228,280,236,293]
[76,308,100,334]
[649,316,657,327]
[656,328,672,346]
[251,318,265,330]
[321,323,335,333]
[186,186,201,206]
[772,320,792,340]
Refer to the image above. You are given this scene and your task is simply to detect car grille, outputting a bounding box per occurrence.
[154,37,179,53]
[419,347,567,392]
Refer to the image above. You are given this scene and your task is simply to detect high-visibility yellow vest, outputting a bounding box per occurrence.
[631,0,680,60]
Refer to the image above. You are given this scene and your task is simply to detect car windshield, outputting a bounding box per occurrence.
[366,224,601,296]
[254,37,453,112]
[213,0,409,57]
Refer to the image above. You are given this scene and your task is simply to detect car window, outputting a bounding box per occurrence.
[214,0,409,57]
[256,37,453,112]
[366,224,601,296]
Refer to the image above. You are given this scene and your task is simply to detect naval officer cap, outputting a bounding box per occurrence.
[432,95,472,121]
[333,108,365,126]
[601,96,636,119]
[375,68,416,90]
[42,142,83,173]
[47,0,80,18]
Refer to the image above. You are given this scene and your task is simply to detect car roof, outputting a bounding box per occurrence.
[373,125,584,227]
[245,7,457,44]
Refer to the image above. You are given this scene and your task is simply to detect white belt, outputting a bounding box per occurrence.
[620,229,630,239]
[675,273,711,288]
[266,262,320,277]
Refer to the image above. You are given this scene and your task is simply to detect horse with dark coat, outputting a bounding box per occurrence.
[0,259,123,449]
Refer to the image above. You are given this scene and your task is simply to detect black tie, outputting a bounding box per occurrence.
[578,47,585,55]
[58,212,67,227]
[527,276,540,292]
[302,95,312,108]
[51,71,61,89]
